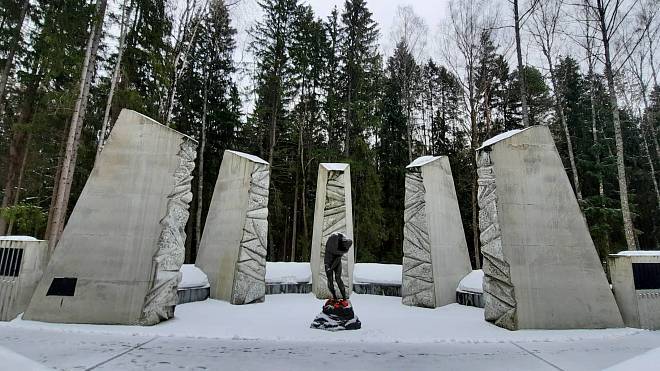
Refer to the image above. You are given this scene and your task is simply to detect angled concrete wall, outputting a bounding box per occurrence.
[195,150,269,305]
[0,239,48,321]
[402,156,472,308]
[311,163,354,299]
[477,126,622,330]
[24,109,196,325]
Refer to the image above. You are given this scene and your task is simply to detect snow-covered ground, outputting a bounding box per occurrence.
[1,294,659,370]
[1,294,641,344]
[265,262,311,284]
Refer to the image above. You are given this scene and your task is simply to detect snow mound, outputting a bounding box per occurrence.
[353,263,402,285]
[0,236,39,241]
[478,129,523,149]
[613,250,660,257]
[0,345,52,370]
[266,262,311,284]
[457,270,484,294]
[179,264,209,289]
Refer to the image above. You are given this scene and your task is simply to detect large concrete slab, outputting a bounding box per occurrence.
[402,156,472,308]
[477,126,623,330]
[608,251,660,329]
[24,109,196,325]
[195,150,269,305]
[0,239,48,321]
[311,163,354,299]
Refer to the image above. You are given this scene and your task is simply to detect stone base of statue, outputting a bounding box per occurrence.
[310,299,361,331]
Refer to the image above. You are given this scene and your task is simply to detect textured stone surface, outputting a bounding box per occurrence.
[402,156,472,308]
[477,126,623,330]
[477,151,517,330]
[24,109,196,325]
[402,169,435,307]
[195,151,269,305]
[232,163,269,304]
[140,139,196,325]
[311,164,354,299]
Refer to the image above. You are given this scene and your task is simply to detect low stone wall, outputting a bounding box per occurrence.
[456,291,484,308]
[353,283,401,297]
[177,287,210,305]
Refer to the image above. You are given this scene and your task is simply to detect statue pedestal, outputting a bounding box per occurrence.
[310,299,361,331]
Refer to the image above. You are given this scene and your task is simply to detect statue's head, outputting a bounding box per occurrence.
[337,232,353,253]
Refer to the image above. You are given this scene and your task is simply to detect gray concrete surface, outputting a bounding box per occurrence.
[0,239,48,321]
[477,126,623,330]
[195,150,269,304]
[402,156,472,308]
[24,109,196,325]
[609,252,660,329]
[310,163,354,299]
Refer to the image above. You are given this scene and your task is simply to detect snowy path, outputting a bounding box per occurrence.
[2,294,660,370]
[2,327,660,370]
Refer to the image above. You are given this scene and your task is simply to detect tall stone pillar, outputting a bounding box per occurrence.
[311,163,354,299]
[402,156,472,308]
[25,109,196,325]
[195,150,269,305]
[477,126,623,330]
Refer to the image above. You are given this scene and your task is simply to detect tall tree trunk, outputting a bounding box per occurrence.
[47,0,108,250]
[96,0,131,162]
[513,0,530,127]
[195,76,208,253]
[345,85,352,157]
[597,2,637,250]
[0,0,29,117]
[586,36,604,199]
[6,134,30,235]
[548,60,583,203]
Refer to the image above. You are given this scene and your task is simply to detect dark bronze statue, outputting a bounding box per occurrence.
[324,232,353,301]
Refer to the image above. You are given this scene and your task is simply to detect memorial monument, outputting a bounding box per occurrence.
[477,126,623,330]
[310,163,354,299]
[195,150,270,305]
[310,232,361,331]
[402,156,472,308]
[24,109,196,325]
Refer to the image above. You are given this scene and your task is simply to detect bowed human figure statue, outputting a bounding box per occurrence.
[324,232,353,303]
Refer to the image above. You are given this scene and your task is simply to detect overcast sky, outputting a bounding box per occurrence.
[230,0,452,66]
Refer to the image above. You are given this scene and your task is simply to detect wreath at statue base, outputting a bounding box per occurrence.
[310,299,361,331]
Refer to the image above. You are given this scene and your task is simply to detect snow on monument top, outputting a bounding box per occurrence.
[226,150,269,165]
[406,155,441,169]
[0,236,40,242]
[321,163,349,171]
[478,128,536,150]
[612,250,660,257]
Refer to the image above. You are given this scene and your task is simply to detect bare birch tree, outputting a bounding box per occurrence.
[584,0,644,250]
[442,0,497,268]
[95,0,133,162]
[528,0,583,203]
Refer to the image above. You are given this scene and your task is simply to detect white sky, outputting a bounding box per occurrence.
[228,0,453,107]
